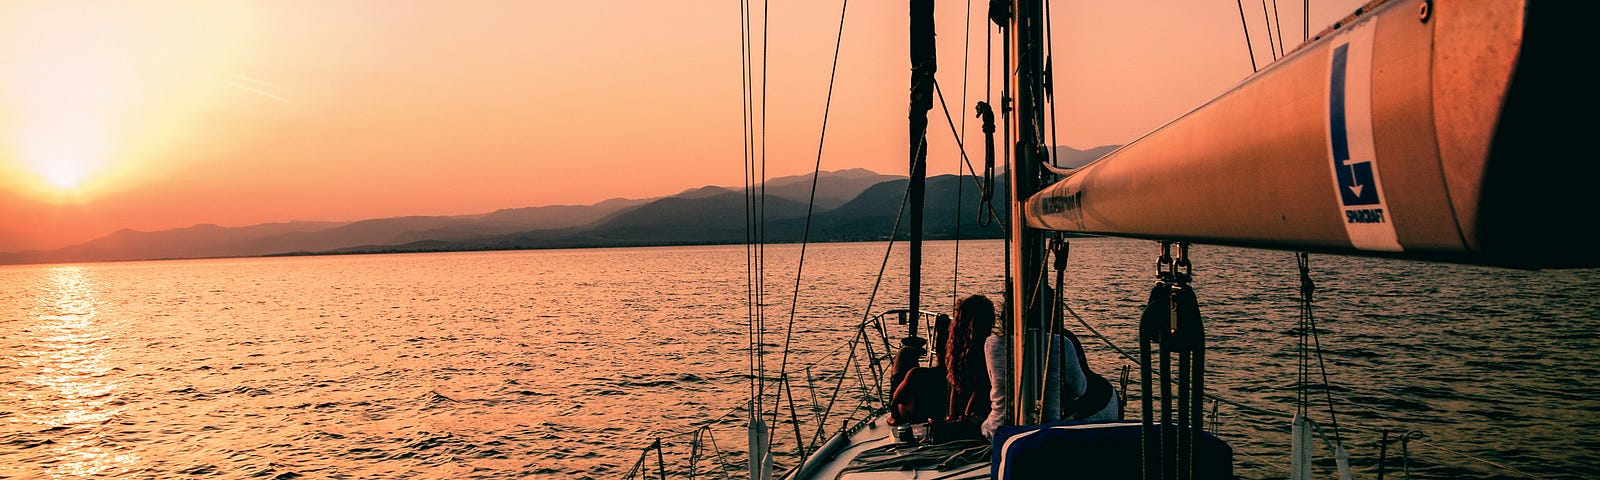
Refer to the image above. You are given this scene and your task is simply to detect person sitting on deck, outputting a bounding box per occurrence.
[944,294,997,439]
[887,336,947,426]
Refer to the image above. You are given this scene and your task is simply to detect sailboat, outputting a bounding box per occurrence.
[626,0,1592,478]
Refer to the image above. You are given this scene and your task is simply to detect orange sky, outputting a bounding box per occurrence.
[0,0,1366,251]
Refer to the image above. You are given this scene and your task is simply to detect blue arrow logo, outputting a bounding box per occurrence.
[1329,45,1380,207]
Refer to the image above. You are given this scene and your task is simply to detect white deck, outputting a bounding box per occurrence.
[788,414,991,480]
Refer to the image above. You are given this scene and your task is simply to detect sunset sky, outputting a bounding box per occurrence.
[1,0,1367,251]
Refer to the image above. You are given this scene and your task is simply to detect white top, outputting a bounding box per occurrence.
[981,335,1009,439]
[980,333,1107,439]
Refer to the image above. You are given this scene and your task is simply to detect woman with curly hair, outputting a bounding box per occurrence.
[944,294,996,433]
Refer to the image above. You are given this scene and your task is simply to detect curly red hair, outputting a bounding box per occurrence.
[945,294,995,421]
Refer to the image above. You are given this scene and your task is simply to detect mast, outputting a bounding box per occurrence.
[908,0,935,336]
[1005,0,1050,426]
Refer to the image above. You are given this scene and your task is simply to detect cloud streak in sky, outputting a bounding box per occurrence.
[220,73,296,105]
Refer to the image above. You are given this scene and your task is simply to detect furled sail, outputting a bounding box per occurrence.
[1025,0,1594,269]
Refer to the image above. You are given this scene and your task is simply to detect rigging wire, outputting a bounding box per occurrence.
[769,0,851,454]
[1235,0,1259,72]
[1271,0,1287,57]
[999,0,1013,343]
[1259,0,1280,60]
[804,327,870,454]
[738,1,775,475]
[953,0,974,306]
[1295,255,1309,418]
[739,0,760,421]
[1303,0,1309,42]
[760,0,771,419]
[1043,0,1059,174]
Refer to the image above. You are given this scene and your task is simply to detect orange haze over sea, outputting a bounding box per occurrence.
[1,0,1366,251]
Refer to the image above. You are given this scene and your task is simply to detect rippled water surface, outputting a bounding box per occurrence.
[1,239,1596,479]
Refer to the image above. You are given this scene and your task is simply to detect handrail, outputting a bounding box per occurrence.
[629,309,914,478]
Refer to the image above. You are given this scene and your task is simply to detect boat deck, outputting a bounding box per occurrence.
[789,414,990,480]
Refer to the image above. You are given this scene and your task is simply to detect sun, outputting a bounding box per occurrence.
[14,126,112,196]
[41,160,93,191]
[3,2,260,202]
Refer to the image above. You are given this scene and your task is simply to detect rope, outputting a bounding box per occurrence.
[1298,253,1344,446]
[932,80,1006,224]
[980,0,997,229]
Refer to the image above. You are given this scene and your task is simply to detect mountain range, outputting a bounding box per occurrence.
[0,145,1114,265]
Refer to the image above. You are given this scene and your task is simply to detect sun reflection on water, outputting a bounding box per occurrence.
[13,266,137,477]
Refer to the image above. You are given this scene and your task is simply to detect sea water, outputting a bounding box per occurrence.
[1,238,1595,479]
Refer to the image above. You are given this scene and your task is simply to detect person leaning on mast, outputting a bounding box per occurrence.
[978,288,1121,439]
[981,313,1009,439]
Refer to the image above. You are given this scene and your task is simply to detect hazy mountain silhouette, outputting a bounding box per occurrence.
[0,200,645,265]
[476,197,645,226]
[326,179,850,253]
[0,221,344,264]
[1055,144,1118,169]
[801,173,1007,242]
[0,155,1115,265]
[0,228,38,253]
[761,168,902,210]
[334,173,1006,255]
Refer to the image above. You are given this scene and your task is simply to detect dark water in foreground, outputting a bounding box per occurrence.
[1,238,1596,479]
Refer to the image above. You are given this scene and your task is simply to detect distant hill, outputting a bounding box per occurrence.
[0,168,907,265]
[471,197,648,229]
[762,168,902,210]
[334,173,1006,255]
[1054,144,1118,169]
[1,157,1140,265]
[803,174,1007,242]
[0,228,40,253]
[0,221,346,264]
